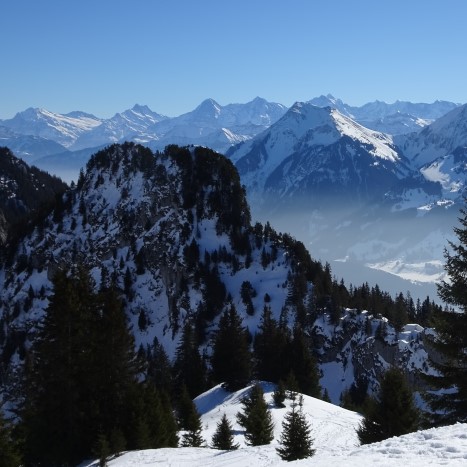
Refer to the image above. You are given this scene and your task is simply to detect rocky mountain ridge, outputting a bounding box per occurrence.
[0,143,440,410]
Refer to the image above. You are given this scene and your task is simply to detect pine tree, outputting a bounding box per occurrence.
[276,394,315,461]
[93,432,110,467]
[357,367,419,444]
[211,414,239,450]
[424,204,467,423]
[211,305,252,391]
[236,383,274,446]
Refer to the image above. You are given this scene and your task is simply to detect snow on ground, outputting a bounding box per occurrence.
[82,383,467,465]
[81,422,467,467]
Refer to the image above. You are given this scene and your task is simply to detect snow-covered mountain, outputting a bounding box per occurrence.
[227,102,407,210]
[79,383,467,467]
[2,96,466,294]
[0,98,287,178]
[1,107,102,148]
[145,97,288,154]
[0,143,313,373]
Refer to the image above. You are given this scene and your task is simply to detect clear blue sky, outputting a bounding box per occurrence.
[1,0,466,119]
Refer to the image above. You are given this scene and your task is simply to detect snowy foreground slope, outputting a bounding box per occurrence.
[80,383,467,466]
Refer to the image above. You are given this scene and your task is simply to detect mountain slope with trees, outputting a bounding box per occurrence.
[0,146,67,245]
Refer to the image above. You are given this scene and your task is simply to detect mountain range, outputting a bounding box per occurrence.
[0,95,458,180]
[1,95,466,297]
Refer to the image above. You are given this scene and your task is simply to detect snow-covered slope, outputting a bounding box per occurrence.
[195,382,361,450]
[79,383,467,467]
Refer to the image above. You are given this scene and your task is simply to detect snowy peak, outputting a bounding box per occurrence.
[308,94,352,117]
[192,98,223,120]
[1,107,102,147]
[227,102,408,213]
[230,102,401,178]
[274,102,399,162]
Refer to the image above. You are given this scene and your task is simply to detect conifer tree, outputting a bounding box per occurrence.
[357,367,419,444]
[21,266,98,466]
[236,383,274,446]
[211,413,239,450]
[276,394,315,461]
[424,204,467,423]
[273,380,287,408]
[254,305,287,382]
[178,386,205,447]
[21,265,172,465]
[211,305,252,391]
[147,338,173,394]
[174,322,207,398]
[284,326,321,398]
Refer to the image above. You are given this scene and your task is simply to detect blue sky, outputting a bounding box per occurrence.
[1,0,466,119]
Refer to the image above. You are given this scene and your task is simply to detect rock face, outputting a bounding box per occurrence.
[314,309,434,404]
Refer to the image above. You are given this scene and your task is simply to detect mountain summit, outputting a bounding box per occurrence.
[228,102,407,210]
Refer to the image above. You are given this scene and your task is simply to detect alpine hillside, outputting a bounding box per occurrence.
[0,143,441,413]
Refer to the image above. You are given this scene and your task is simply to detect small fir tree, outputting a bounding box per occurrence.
[236,383,274,446]
[93,432,110,467]
[178,386,205,447]
[276,394,315,461]
[211,414,239,450]
[273,380,286,408]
